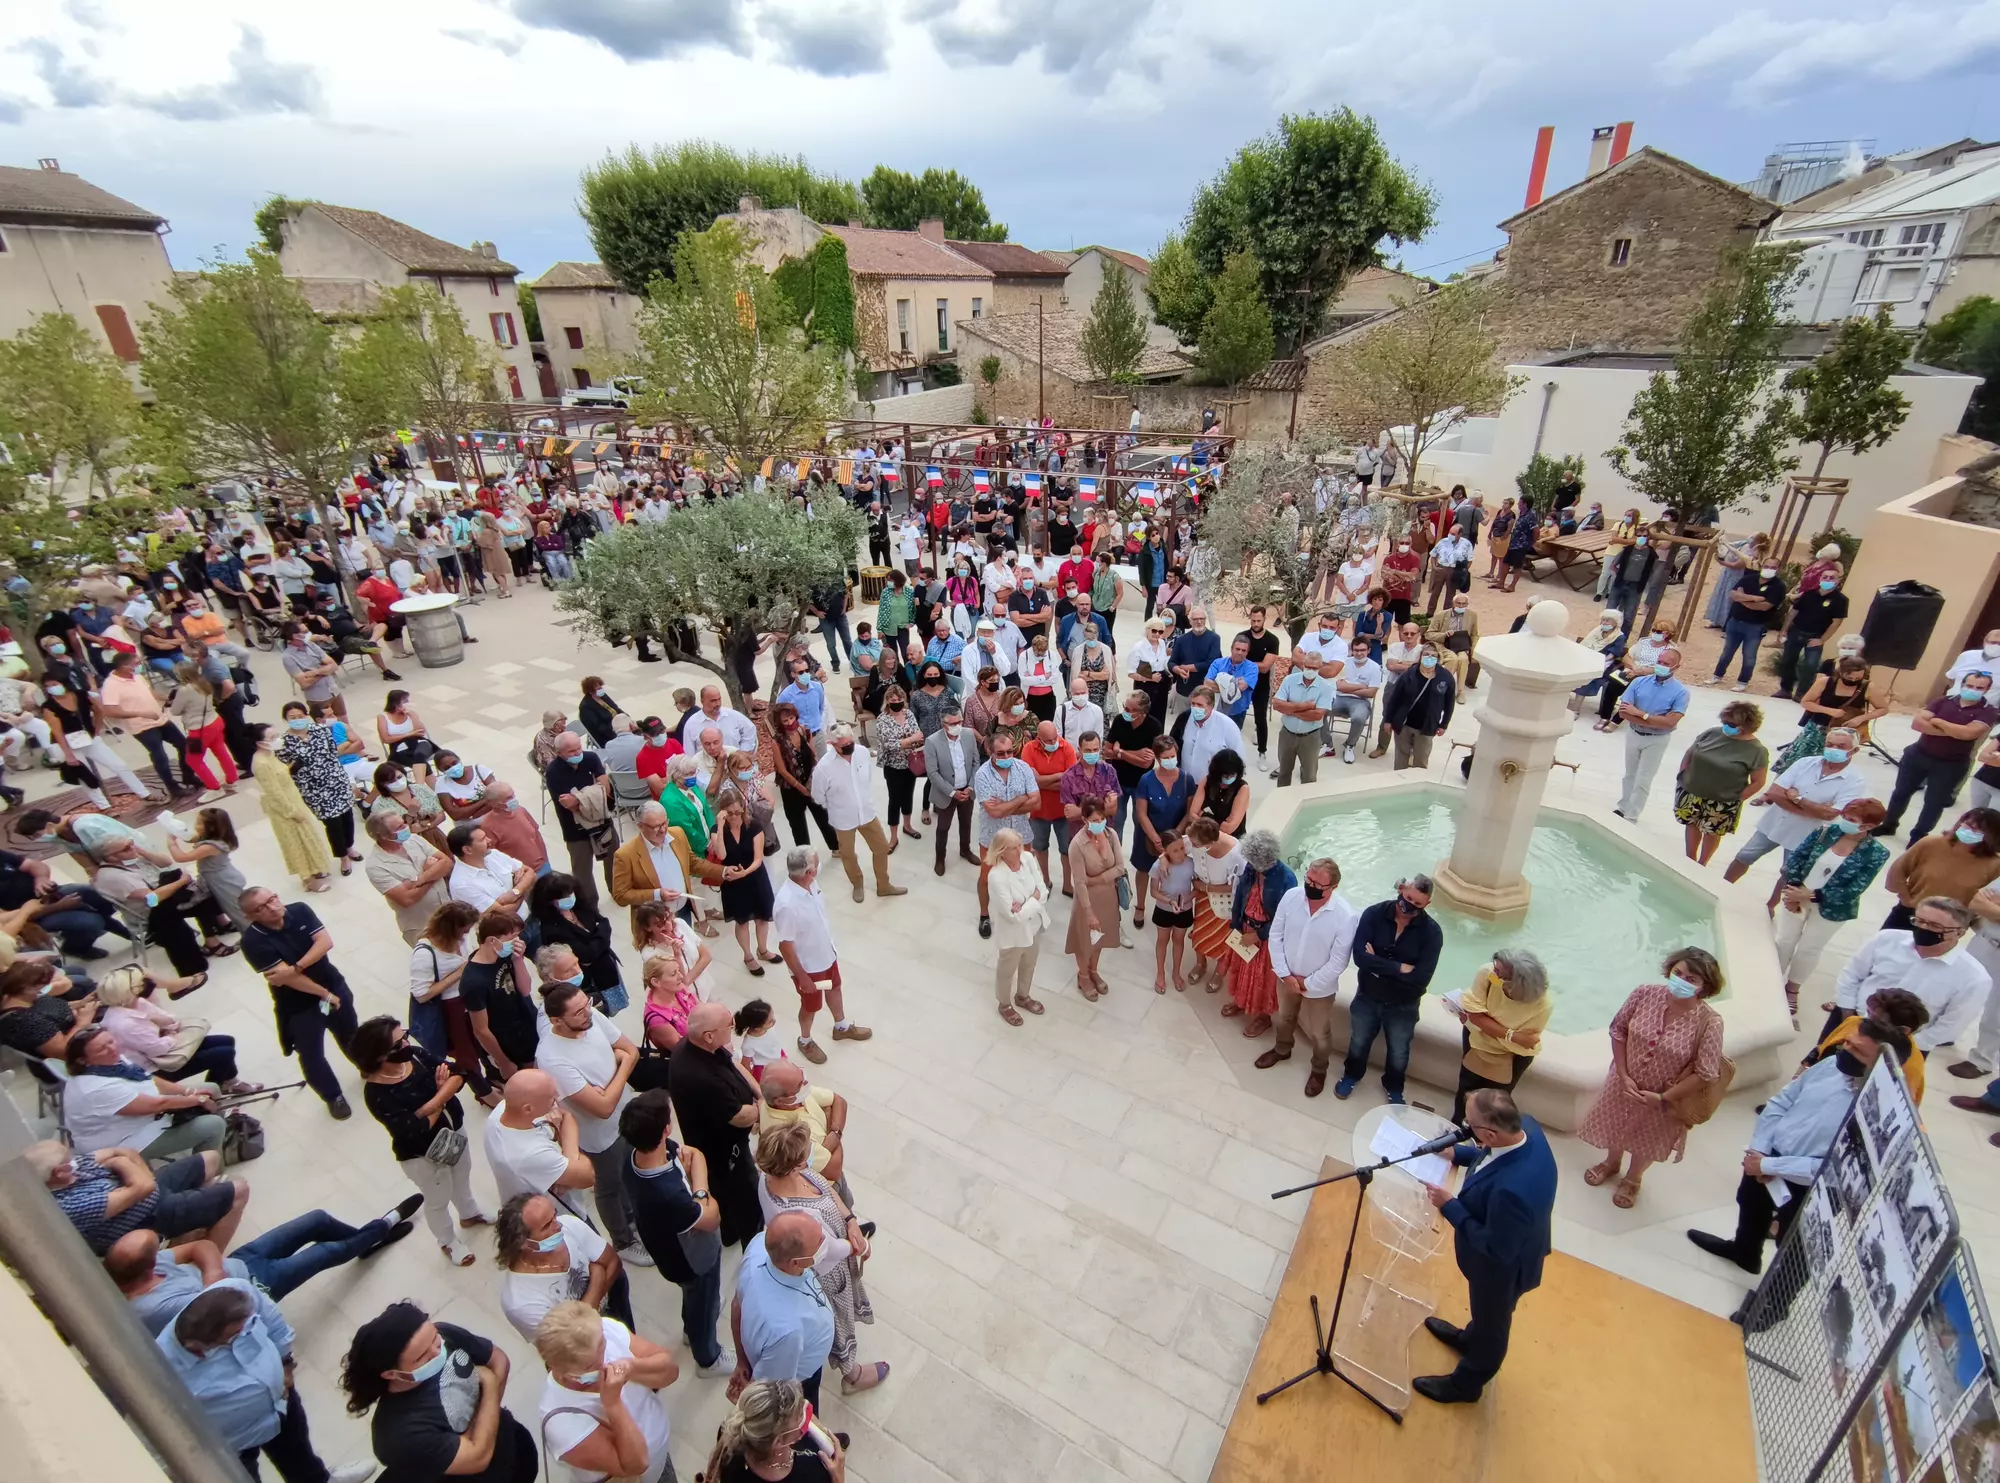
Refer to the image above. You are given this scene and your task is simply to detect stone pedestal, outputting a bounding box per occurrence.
[1433,601,1606,920]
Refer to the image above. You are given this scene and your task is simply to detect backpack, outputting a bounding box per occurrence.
[223,1110,266,1164]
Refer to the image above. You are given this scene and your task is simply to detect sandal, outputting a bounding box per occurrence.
[1153,977,1167,994]
[1612,1177,1643,1210]
[205,942,239,958]
[759,950,784,964]
[1220,1002,1244,1018]
[1241,1014,1271,1038]
[1583,1158,1621,1187]
[1172,975,1186,993]
[168,972,209,999]
[1078,979,1100,1002]
[840,1361,891,1395]
[460,1214,492,1227]
[999,1004,1024,1027]
[743,958,766,976]
[442,1242,477,1267]
[1014,995,1044,1015]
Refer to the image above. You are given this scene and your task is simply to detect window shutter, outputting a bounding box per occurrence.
[95,304,142,362]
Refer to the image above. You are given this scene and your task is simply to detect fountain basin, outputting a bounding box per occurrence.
[1250,774,1793,1131]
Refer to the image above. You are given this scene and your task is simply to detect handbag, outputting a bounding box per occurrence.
[424,1125,468,1166]
[223,1111,265,1165]
[1664,1037,1736,1128]
[151,1018,213,1075]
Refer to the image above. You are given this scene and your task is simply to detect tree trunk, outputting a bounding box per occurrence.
[1811,445,1832,481]
[665,628,741,709]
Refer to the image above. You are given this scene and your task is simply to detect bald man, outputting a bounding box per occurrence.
[679,685,758,754]
[730,1210,841,1410]
[469,778,551,875]
[758,1059,850,1191]
[481,1069,596,1215]
[669,1004,763,1250]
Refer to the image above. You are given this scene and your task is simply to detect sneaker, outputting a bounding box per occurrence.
[1731,682,1748,693]
[1385,1091,1406,1106]
[380,669,403,682]
[978,915,993,939]
[1343,746,1355,764]
[831,1023,873,1042]
[1333,1077,1356,1100]
[619,1243,657,1268]
[696,1349,738,1378]
[329,1463,379,1483]
[329,1096,354,1121]
[797,1037,828,1064]
[387,1193,425,1224]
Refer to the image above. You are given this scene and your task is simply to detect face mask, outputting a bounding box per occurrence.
[1221,773,1238,785]
[48,643,67,657]
[1651,630,1666,641]
[555,895,577,912]
[1961,688,1988,705]
[995,757,1014,770]
[1822,747,1849,764]
[1720,723,1744,738]
[1957,826,1985,846]
[945,725,962,739]
[386,1043,417,1063]
[1911,926,1947,948]
[393,828,412,845]
[1833,1048,1870,1078]
[1010,704,1026,718]
[1304,881,1327,901]
[1652,663,1671,679]
[1818,579,1838,594]
[1319,627,1337,640]
[1087,820,1106,835]
[495,941,514,958]
[570,1370,601,1388]
[1190,706,1208,723]
[1119,710,1134,725]
[406,1348,450,1385]
[1666,973,1701,999]
[1833,817,1862,835]
[288,717,312,731]
[534,1229,567,1252]
[1419,656,1437,670]
[45,683,66,697]
[1078,750,1101,767]
[1986,645,2000,660]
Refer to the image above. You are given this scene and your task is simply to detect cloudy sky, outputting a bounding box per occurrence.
[1,0,1993,284]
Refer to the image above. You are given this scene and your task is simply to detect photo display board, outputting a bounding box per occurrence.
[1745,1056,1998,1483]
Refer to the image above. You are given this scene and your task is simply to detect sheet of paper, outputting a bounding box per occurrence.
[1370,1117,1451,1187]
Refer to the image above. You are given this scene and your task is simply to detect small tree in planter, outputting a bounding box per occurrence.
[1515,453,1583,510]
[1198,434,1343,643]
[1784,308,1911,481]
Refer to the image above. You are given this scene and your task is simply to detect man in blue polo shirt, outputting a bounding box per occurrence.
[1272,654,1339,787]
[1614,645,1691,820]
[730,1210,842,1411]
[777,654,828,736]
[1206,633,1260,726]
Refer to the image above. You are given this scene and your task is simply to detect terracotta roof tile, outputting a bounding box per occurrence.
[311,203,517,276]
[0,165,162,229]
[825,224,992,279]
[944,239,1069,278]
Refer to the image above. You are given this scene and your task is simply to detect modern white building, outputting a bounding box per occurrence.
[1767,146,2000,328]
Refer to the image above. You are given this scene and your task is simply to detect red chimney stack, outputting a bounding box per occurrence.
[1524,126,1555,209]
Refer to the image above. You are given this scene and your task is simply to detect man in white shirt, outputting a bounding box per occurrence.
[482,1068,598,1212]
[1294,612,1350,679]
[1327,651,1384,763]
[1422,525,1476,618]
[1255,858,1359,1095]
[1179,684,1246,780]
[962,616,1021,681]
[445,823,533,914]
[1722,729,1869,883]
[1059,678,1106,747]
[688,725,730,788]
[600,714,646,773]
[677,685,758,753]
[1831,898,1991,1052]
[772,847,872,1064]
[809,722,905,903]
[535,982,650,1262]
[636,493,673,524]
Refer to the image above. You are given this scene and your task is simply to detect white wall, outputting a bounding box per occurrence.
[1412,362,1979,534]
[845,381,975,424]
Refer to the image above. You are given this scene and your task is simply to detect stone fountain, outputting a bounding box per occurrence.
[1430,599,1607,921]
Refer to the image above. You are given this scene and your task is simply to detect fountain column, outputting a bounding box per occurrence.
[1432,600,1607,920]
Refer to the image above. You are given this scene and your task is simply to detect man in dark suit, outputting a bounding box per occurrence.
[1413,1088,1557,1403]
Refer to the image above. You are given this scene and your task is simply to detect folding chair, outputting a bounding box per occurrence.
[609,770,654,839]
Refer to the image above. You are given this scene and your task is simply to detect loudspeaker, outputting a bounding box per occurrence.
[1859,582,1947,671]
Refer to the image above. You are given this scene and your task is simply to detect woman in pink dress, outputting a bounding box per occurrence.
[1577,948,1728,1210]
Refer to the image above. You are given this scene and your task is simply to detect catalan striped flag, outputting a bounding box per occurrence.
[926,465,942,488]
[973,469,990,493]
[543,437,559,457]
[1077,476,1097,503]
[760,457,774,478]
[796,459,812,482]
[594,441,611,456]
[1023,472,1042,494]
[837,459,854,484]
[561,441,580,456]
[1134,480,1158,507]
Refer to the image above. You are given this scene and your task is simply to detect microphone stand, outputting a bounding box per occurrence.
[1254,1136,1466,1415]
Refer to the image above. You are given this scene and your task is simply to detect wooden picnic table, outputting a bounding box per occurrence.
[1538,529,1611,590]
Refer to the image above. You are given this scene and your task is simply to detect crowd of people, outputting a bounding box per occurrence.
[2,431,1998,1469]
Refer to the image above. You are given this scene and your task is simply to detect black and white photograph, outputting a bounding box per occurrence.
[1856,1063,1914,1164]
[1825,1277,1869,1397]
[1885,1158,1951,1279]
[1830,1116,1879,1224]
[1858,1207,1918,1327]
[1803,1184,1839,1274]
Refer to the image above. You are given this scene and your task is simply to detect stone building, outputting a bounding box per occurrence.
[942,238,1070,317]
[529,261,640,394]
[825,221,992,399]
[1299,147,1780,434]
[275,202,537,400]
[0,160,173,370]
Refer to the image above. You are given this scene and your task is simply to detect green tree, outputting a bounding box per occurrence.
[1784,308,1911,480]
[252,194,313,254]
[1197,251,1275,390]
[554,491,865,708]
[516,283,544,343]
[1148,231,1213,346]
[1185,110,1435,355]
[1079,262,1148,383]
[1916,297,2000,441]
[141,251,414,512]
[0,312,144,497]
[580,141,863,295]
[627,222,847,477]
[859,166,1006,240]
[352,285,498,469]
[0,464,198,646]
[1199,435,1341,642]
[1607,245,1804,518]
[1516,453,1583,508]
[1317,280,1519,494]
[771,235,857,352]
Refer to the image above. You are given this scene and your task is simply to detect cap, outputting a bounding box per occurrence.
[639,716,666,737]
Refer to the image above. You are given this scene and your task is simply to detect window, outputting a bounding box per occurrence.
[504,364,524,399]
[1608,237,1632,268]
[564,326,584,350]
[0,227,9,253]
[490,312,518,347]
[1846,228,1885,247]
[574,368,592,388]
[971,297,983,319]
[896,298,911,353]
[94,304,141,362]
[490,278,500,295]
[937,298,949,352]
[1898,222,1945,247]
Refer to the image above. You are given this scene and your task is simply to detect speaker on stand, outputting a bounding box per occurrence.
[1857,582,1947,766]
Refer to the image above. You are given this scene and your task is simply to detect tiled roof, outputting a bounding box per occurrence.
[825,224,992,279]
[958,311,1192,383]
[1086,246,1150,276]
[1243,358,1306,392]
[944,239,1069,278]
[311,203,517,276]
[1497,147,1777,231]
[0,165,162,230]
[532,261,621,290]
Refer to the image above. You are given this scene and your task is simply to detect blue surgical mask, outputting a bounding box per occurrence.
[555,895,577,912]
[570,1370,600,1388]
[1087,820,1107,835]
[394,828,412,845]
[1959,826,1985,846]
[1821,747,1849,764]
[1818,579,1837,593]
[1833,818,1862,835]
[48,643,67,657]
[505,798,520,811]
[1419,656,1437,670]
[736,769,757,783]
[406,1347,450,1385]
[563,971,584,986]
[1652,663,1671,678]
[1720,723,1740,737]
[496,941,514,958]
[1961,687,1988,704]
[443,763,466,780]
[1081,751,1101,765]
[1666,974,1701,1000]
[288,717,311,730]
[534,1230,566,1252]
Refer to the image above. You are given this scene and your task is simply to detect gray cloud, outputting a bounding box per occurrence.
[506,0,752,60]
[919,0,1158,79]
[1661,3,2000,104]
[442,27,526,56]
[758,1,890,76]
[19,37,115,108]
[0,95,25,125]
[136,29,325,120]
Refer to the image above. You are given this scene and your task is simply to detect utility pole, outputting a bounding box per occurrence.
[1036,298,1045,425]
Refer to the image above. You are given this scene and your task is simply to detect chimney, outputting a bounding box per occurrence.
[738,194,761,213]
[1586,126,1617,178]
[917,217,945,244]
[1608,121,1633,168]
[37,157,59,172]
[1523,126,1554,209]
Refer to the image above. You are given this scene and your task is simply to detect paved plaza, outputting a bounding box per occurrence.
[15,571,2000,1483]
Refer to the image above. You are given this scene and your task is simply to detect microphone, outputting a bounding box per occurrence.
[1407,1123,1471,1157]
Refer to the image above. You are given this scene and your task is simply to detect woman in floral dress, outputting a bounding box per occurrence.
[1577,948,1728,1209]
[276,701,362,875]
[1222,830,1295,1038]
[1185,817,1245,990]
